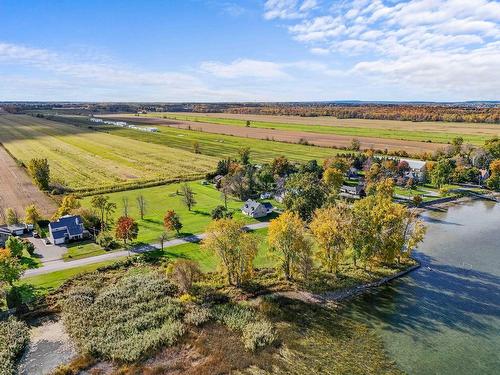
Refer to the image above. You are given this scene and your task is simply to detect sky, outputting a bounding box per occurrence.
[0,0,499,102]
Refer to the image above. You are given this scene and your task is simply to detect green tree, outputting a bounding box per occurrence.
[211,205,233,220]
[0,249,24,286]
[431,158,455,188]
[283,172,326,221]
[90,195,116,231]
[268,211,312,281]
[202,218,258,286]
[238,147,251,165]
[5,237,23,258]
[27,158,50,190]
[322,167,344,201]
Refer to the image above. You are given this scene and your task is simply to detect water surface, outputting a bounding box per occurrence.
[346,200,500,374]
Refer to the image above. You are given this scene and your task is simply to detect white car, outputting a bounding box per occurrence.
[260,192,272,199]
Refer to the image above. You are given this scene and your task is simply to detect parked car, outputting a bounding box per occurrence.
[33,231,40,238]
[44,238,51,245]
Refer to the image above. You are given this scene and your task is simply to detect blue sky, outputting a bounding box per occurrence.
[1,0,499,101]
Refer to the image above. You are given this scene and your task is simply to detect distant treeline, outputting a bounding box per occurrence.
[220,104,500,123]
[2,102,499,123]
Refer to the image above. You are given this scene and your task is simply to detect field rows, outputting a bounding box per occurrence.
[136,112,499,145]
[0,115,218,192]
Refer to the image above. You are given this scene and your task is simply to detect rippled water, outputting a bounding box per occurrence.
[346,200,500,375]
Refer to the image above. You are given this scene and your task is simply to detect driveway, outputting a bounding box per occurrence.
[23,221,270,278]
[25,236,67,263]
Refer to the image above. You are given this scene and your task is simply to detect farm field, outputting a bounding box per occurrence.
[149,112,500,145]
[80,181,268,244]
[0,115,217,193]
[103,114,451,154]
[0,140,56,217]
[59,114,343,162]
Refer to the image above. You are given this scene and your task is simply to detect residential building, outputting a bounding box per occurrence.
[49,215,85,245]
[241,200,273,218]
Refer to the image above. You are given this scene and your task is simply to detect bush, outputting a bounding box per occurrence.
[61,273,185,363]
[242,320,276,351]
[96,231,116,250]
[166,259,201,293]
[212,303,255,331]
[184,305,211,326]
[22,239,36,256]
[0,316,29,375]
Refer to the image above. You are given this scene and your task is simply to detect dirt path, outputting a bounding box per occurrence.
[105,115,447,154]
[0,144,56,218]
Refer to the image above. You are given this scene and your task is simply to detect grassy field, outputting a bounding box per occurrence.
[80,181,268,244]
[150,112,499,145]
[56,115,344,163]
[0,115,217,192]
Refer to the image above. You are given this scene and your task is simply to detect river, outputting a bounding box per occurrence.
[345,199,500,375]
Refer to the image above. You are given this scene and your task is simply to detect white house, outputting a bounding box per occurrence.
[241,200,273,218]
[49,215,85,245]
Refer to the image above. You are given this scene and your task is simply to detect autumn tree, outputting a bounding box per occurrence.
[181,184,196,211]
[202,218,257,286]
[351,181,426,267]
[310,203,352,274]
[53,194,81,220]
[28,158,50,190]
[24,204,42,226]
[114,216,138,245]
[268,211,312,281]
[271,156,293,177]
[166,259,201,293]
[136,195,147,219]
[164,210,183,235]
[487,159,500,190]
[4,208,19,225]
[350,138,361,151]
[322,167,344,202]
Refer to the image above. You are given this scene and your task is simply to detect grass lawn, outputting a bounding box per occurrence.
[81,181,269,244]
[63,240,114,261]
[18,259,123,298]
[20,249,42,269]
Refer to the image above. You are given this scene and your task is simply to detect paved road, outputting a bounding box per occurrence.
[23,221,270,277]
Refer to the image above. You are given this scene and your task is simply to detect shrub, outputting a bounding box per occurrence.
[184,305,211,326]
[242,320,277,351]
[96,231,116,250]
[61,273,185,363]
[211,303,255,331]
[166,259,201,293]
[0,316,29,375]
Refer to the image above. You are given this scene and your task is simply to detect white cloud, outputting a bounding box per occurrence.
[263,0,500,98]
[200,59,289,79]
[264,0,317,20]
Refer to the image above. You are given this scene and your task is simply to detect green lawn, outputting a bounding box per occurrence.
[81,181,270,245]
[151,113,495,145]
[20,228,274,295]
[63,240,114,261]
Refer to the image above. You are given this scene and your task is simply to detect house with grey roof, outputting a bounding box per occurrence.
[49,215,85,245]
[0,227,10,247]
[340,184,366,199]
[241,200,273,218]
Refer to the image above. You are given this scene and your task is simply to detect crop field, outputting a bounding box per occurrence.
[103,114,451,154]
[151,112,500,145]
[0,115,218,192]
[59,115,343,163]
[0,142,56,217]
[80,182,266,244]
